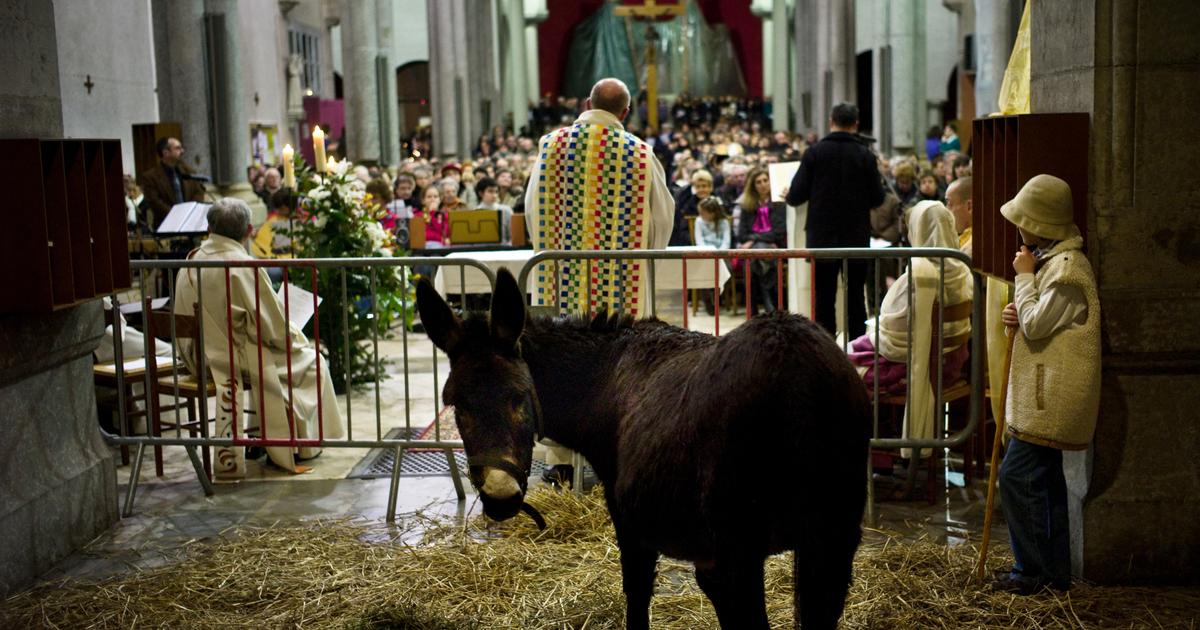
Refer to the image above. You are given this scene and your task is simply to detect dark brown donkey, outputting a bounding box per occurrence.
[416,269,870,629]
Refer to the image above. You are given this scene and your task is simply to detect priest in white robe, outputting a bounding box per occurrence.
[174,198,344,477]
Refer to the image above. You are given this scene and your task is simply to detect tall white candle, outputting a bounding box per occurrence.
[312,126,326,173]
[281,144,295,188]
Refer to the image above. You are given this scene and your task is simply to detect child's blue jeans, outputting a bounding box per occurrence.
[999,437,1072,588]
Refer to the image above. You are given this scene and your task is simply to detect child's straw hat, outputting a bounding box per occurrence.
[1000,174,1080,240]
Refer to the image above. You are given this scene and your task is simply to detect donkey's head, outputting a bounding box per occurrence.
[416,268,544,526]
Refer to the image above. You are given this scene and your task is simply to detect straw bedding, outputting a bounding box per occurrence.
[2,488,1197,629]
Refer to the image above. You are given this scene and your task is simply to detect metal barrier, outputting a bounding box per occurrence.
[102,256,496,520]
[519,247,985,525]
[103,248,982,528]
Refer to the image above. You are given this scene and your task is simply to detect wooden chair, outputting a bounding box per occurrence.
[142,300,215,480]
[872,299,978,502]
[686,215,742,317]
[93,306,182,466]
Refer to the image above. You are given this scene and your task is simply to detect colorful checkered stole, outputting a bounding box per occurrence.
[534,122,651,317]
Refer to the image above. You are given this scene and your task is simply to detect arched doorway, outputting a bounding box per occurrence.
[396,61,431,139]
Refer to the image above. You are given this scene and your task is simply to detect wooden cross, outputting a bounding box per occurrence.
[84,75,95,94]
[613,0,686,130]
[612,0,685,19]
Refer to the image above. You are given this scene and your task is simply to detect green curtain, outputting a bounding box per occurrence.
[561,0,747,99]
[562,3,639,99]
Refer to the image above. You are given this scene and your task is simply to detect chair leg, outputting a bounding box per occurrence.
[198,394,212,481]
[149,387,164,477]
[926,449,937,504]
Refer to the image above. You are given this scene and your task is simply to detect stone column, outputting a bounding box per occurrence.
[771,0,789,131]
[153,0,213,179]
[751,0,772,103]
[376,0,400,165]
[886,0,924,151]
[973,0,1016,117]
[203,0,250,192]
[506,0,529,134]
[428,0,461,157]
[524,0,547,107]
[469,0,501,139]
[1030,0,1200,583]
[794,0,817,131]
[343,0,381,163]
[0,0,115,597]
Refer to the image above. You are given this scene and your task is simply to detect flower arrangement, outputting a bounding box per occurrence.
[285,156,415,393]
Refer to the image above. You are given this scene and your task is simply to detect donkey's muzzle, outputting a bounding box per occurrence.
[480,491,524,522]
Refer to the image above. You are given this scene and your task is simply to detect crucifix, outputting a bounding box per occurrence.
[614,0,686,130]
[84,74,95,94]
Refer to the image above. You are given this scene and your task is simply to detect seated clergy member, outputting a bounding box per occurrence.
[946,176,973,256]
[174,198,344,478]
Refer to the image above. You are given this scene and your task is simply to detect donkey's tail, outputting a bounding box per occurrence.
[793,511,861,630]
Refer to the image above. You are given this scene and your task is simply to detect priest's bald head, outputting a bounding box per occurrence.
[586,78,631,121]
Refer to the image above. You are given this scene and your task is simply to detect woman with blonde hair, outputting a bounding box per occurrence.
[737,166,787,313]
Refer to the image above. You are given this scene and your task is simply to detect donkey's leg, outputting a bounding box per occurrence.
[794,516,861,630]
[614,526,658,630]
[696,557,769,630]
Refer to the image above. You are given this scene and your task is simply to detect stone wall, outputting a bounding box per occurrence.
[53,0,158,172]
[1031,0,1200,583]
[0,0,118,597]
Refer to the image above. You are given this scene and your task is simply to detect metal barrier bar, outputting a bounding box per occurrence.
[103,257,496,516]
[105,251,981,520]
[516,247,984,452]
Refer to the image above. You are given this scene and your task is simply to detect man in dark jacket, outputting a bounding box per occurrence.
[785,102,885,338]
[138,137,206,230]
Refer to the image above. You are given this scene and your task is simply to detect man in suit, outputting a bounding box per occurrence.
[786,103,886,339]
[138,137,206,230]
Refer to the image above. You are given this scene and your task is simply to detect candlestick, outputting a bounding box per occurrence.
[312,126,326,174]
[281,144,295,188]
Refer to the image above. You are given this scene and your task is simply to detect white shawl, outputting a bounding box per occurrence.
[867,201,973,456]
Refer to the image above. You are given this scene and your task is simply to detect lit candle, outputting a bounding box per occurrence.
[281,144,295,188]
[312,126,326,173]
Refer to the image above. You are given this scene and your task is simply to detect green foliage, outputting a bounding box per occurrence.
[284,157,415,393]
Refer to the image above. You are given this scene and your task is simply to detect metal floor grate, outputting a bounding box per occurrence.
[346,428,595,483]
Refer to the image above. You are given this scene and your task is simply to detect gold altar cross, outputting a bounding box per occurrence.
[613,0,686,130]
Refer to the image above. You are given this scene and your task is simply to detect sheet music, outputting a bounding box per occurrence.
[118,297,169,315]
[157,201,211,234]
[278,283,322,329]
[768,161,800,203]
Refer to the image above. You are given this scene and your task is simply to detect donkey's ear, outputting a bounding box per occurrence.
[489,268,526,350]
[416,278,462,356]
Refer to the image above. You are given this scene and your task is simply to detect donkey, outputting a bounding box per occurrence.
[416,269,870,629]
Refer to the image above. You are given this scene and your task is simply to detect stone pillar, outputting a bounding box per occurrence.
[761,17,773,102]
[751,0,772,103]
[1030,0,1200,584]
[343,0,381,163]
[794,0,817,131]
[506,0,529,134]
[829,0,855,107]
[0,0,116,597]
[204,0,249,191]
[376,0,400,165]
[887,0,924,151]
[770,0,789,131]
[153,0,213,179]
[469,0,501,139]
[524,0,547,106]
[428,0,457,156]
[973,0,1017,116]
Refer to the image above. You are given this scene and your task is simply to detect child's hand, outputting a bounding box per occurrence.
[1013,246,1036,275]
[1001,302,1019,328]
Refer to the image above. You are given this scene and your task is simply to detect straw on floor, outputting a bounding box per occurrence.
[2,487,1197,629]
